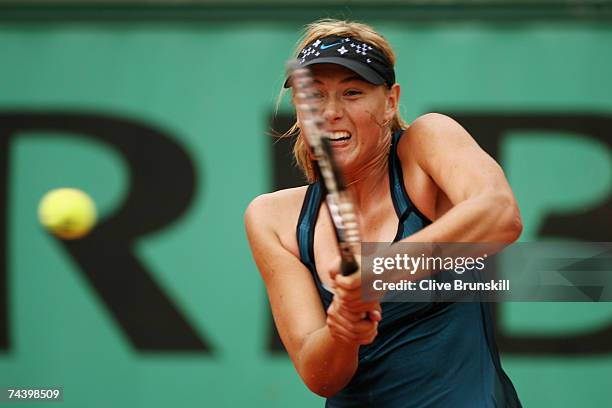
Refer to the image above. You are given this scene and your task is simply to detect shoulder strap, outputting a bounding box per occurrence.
[388,129,432,241]
[297,182,323,270]
[388,129,411,218]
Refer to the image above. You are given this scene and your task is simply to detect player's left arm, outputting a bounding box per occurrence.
[397,112,523,244]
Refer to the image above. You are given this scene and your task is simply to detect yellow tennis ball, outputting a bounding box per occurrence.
[38,188,97,239]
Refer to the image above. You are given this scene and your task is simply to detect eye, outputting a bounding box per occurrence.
[344,89,363,97]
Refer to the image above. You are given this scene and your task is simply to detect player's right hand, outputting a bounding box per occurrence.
[326,294,381,346]
[324,257,382,345]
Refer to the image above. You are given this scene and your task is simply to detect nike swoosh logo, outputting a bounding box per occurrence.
[320,42,341,50]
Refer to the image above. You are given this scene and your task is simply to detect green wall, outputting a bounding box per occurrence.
[0,17,611,407]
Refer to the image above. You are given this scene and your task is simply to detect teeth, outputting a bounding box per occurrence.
[328,131,351,141]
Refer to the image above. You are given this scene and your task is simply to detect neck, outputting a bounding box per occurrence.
[343,132,392,213]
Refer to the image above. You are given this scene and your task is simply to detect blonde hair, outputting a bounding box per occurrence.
[278,19,407,183]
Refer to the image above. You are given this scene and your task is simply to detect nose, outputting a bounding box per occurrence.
[321,95,343,122]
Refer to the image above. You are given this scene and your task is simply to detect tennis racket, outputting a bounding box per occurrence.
[287,62,361,276]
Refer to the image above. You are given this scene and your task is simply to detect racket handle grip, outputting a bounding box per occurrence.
[341,256,359,276]
[340,255,371,321]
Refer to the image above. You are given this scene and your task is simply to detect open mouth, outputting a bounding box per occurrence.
[326,131,352,143]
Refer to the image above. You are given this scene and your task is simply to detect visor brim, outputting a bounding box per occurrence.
[284,57,386,88]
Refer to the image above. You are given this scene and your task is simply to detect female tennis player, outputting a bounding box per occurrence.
[245,19,523,407]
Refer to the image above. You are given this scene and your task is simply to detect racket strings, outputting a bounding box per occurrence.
[289,65,362,254]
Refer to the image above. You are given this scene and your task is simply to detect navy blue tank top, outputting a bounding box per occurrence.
[297,130,522,407]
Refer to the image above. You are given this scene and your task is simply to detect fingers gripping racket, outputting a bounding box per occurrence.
[287,63,361,276]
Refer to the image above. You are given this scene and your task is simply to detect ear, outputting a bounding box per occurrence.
[384,83,401,123]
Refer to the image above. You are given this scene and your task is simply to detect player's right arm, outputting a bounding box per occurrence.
[244,192,377,397]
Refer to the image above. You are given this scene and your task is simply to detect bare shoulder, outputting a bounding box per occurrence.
[399,112,475,159]
[245,186,308,228]
[244,186,309,254]
[398,112,511,211]
[395,113,497,219]
[411,112,464,130]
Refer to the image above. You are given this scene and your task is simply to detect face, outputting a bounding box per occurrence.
[293,64,399,176]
